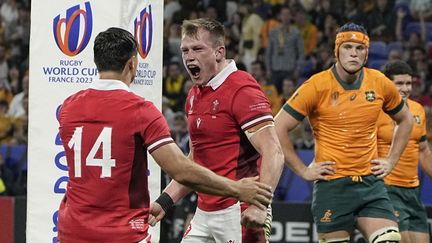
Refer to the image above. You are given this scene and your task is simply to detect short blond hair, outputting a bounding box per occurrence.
[181,18,225,47]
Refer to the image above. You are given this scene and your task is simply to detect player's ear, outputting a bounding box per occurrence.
[215,46,225,62]
[128,56,136,71]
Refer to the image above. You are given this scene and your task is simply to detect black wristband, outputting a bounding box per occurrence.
[155,192,174,213]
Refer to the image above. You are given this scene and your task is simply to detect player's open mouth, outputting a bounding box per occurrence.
[187,65,200,78]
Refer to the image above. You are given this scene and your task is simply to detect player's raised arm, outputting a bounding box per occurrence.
[150,143,272,209]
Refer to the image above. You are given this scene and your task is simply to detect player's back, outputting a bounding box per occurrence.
[57,80,165,241]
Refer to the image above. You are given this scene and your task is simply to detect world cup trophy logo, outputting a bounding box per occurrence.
[53,2,93,57]
[134,5,153,59]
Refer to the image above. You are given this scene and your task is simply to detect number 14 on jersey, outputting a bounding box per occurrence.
[68,127,116,178]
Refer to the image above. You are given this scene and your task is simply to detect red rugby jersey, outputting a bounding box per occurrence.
[58,79,173,242]
[185,61,273,211]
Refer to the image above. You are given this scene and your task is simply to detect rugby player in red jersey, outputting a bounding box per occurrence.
[150,18,284,243]
[57,27,273,243]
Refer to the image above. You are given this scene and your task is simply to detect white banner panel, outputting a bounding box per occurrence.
[28,0,163,242]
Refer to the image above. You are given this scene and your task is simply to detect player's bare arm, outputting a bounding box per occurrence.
[149,141,195,226]
[241,121,284,228]
[372,104,413,178]
[151,143,272,208]
[419,140,432,178]
[274,110,335,181]
[162,140,195,203]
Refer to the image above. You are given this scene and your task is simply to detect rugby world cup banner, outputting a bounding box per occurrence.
[28,1,163,242]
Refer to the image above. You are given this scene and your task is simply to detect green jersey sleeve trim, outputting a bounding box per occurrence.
[283,103,305,121]
[386,100,404,116]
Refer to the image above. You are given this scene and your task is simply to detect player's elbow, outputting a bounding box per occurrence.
[170,158,194,185]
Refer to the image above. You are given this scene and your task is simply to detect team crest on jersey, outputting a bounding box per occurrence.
[365,90,376,102]
[414,115,421,124]
[320,209,332,223]
[211,99,219,116]
[196,117,202,128]
[188,95,195,115]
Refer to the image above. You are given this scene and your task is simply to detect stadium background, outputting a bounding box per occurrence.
[0,0,432,242]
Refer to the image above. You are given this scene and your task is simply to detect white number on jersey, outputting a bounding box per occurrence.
[68,127,116,178]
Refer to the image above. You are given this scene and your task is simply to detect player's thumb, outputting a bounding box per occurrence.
[148,215,157,227]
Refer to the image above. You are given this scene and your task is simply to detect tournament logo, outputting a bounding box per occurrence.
[53,2,93,57]
[365,90,376,102]
[134,5,153,59]
[188,95,194,115]
[331,91,339,106]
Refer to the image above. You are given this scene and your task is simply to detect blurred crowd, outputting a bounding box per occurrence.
[163,0,432,155]
[0,0,30,197]
[161,0,432,241]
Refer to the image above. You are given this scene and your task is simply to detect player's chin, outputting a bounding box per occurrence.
[347,63,361,69]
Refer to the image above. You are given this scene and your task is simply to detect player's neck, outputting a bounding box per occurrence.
[217,58,228,72]
[99,71,130,86]
[335,63,360,83]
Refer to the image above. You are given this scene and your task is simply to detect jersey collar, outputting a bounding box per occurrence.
[331,64,364,90]
[206,59,238,90]
[90,79,130,91]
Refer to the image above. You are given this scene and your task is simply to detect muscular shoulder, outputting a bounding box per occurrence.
[62,89,88,105]
[407,99,425,114]
[226,70,261,90]
[302,69,333,91]
[363,68,390,83]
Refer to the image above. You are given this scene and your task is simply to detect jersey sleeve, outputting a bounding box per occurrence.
[420,105,428,142]
[232,85,273,131]
[382,78,404,115]
[140,102,174,153]
[284,79,317,121]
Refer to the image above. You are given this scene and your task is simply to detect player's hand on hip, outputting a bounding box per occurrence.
[237,176,272,210]
[371,158,394,178]
[148,202,166,226]
[241,204,267,228]
[302,161,336,181]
